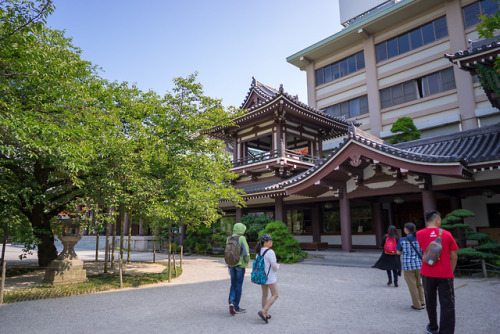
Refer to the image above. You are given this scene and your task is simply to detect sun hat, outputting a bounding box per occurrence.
[260,234,273,242]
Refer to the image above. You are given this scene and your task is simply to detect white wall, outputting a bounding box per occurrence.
[462,195,500,229]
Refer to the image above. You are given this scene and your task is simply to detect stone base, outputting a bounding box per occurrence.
[44,259,88,284]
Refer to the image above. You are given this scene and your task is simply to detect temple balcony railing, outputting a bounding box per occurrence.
[232,148,320,168]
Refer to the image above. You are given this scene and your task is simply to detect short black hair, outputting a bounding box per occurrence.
[425,210,441,222]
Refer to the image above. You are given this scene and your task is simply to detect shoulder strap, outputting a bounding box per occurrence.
[438,229,443,238]
[261,248,272,276]
[407,237,422,259]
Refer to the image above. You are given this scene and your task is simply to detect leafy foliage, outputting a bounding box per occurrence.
[240,214,273,242]
[388,117,421,144]
[258,221,307,263]
[477,0,500,72]
[1,1,245,266]
[441,209,500,263]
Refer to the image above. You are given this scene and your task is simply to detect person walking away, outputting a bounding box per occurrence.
[256,234,279,324]
[227,222,250,315]
[372,225,401,287]
[417,210,458,334]
[397,222,425,311]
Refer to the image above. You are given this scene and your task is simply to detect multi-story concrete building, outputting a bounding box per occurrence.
[287,0,500,143]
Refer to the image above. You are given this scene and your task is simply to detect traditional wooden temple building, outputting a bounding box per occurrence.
[213,78,500,251]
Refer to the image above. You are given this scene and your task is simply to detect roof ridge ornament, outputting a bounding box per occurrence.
[279,84,284,94]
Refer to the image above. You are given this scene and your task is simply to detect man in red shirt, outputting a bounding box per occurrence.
[417,210,458,334]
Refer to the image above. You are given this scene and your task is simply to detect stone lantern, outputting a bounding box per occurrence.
[44,214,87,284]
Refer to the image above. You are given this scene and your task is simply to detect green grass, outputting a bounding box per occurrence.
[3,265,182,304]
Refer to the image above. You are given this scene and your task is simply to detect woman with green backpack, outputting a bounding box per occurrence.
[255,234,280,324]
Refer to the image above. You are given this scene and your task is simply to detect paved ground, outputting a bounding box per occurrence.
[1,244,499,334]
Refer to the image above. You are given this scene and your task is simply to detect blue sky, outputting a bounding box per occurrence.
[47,0,343,108]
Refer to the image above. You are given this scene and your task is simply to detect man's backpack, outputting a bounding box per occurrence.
[251,249,271,285]
[384,236,397,255]
[224,235,241,266]
[422,229,443,266]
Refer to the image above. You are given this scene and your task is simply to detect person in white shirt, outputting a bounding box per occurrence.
[256,233,280,323]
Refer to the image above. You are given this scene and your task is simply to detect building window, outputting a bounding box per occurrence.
[376,16,448,62]
[322,206,340,233]
[322,95,368,119]
[287,208,312,234]
[351,206,373,233]
[316,51,365,86]
[463,0,500,29]
[380,68,456,109]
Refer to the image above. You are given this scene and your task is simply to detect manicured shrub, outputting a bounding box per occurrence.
[258,221,307,263]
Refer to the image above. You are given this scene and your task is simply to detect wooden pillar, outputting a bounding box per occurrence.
[339,191,352,252]
[312,204,321,243]
[236,207,242,222]
[372,202,384,249]
[232,135,238,165]
[450,196,462,211]
[388,202,395,227]
[422,188,437,214]
[274,196,286,223]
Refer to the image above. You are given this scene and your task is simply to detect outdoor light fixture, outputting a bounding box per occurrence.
[394,196,404,204]
[483,188,495,198]
[324,202,334,209]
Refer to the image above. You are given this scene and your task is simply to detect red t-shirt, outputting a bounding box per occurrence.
[417,227,459,278]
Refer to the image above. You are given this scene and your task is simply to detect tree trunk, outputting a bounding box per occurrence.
[111,214,117,269]
[1,219,7,267]
[168,220,172,282]
[127,214,132,263]
[32,211,58,267]
[120,206,125,263]
[24,204,58,267]
[104,220,111,273]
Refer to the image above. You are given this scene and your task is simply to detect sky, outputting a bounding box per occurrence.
[46,0,343,108]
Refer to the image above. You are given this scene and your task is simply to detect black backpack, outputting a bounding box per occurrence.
[224,235,241,266]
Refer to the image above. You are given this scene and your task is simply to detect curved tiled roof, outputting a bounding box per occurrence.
[394,123,500,163]
[239,77,278,109]
[239,125,500,196]
[444,39,500,62]
[240,77,355,127]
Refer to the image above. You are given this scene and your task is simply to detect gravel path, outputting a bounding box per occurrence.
[1,254,499,334]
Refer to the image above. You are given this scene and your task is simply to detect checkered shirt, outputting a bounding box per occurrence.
[397,236,422,271]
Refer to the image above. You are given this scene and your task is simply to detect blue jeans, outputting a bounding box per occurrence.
[387,270,398,283]
[228,266,245,310]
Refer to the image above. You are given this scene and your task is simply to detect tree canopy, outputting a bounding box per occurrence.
[1,0,244,266]
[388,117,421,144]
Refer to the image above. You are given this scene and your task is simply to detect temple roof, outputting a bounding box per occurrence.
[209,78,353,141]
[394,123,500,163]
[239,77,278,109]
[237,124,500,197]
[444,37,500,70]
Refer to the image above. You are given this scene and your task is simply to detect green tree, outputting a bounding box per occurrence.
[240,214,273,242]
[1,1,245,268]
[0,1,110,266]
[388,117,421,144]
[477,0,500,72]
[441,209,500,265]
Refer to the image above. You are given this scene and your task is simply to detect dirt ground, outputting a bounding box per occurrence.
[2,261,167,291]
